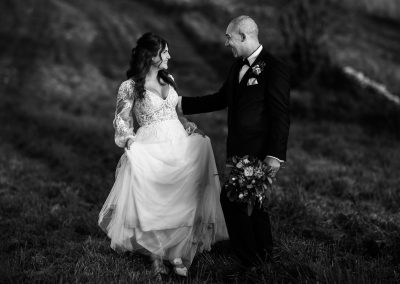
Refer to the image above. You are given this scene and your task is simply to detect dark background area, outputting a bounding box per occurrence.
[0,0,399,283]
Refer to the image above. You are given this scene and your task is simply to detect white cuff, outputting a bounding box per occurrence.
[265,155,284,163]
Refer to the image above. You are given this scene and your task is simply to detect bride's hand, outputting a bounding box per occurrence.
[125,139,134,150]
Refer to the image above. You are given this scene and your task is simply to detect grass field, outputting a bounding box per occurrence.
[1,0,399,283]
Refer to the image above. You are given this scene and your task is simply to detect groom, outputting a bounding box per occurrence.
[179,15,290,267]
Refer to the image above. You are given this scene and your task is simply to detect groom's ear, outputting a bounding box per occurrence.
[240,32,246,42]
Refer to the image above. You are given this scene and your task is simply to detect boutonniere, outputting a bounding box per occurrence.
[251,61,266,76]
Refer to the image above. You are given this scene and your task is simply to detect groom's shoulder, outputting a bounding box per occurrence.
[262,51,292,78]
[263,51,289,69]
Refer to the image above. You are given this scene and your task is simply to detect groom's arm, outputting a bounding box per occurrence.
[265,59,291,162]
[180,63,236,115]
[180,81,229,115]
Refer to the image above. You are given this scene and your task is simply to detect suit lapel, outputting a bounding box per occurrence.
[238,49,269,88]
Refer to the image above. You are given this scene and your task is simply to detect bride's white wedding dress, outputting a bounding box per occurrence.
[98,78,228,267]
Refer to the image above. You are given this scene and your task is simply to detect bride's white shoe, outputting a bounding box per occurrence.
[170,258,188,277]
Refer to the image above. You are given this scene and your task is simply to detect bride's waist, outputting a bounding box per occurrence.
[139,117,181,129]
[137,113,179,127]
[135,119,187,142]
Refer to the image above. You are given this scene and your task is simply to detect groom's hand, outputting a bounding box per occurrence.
[264,156,281,177]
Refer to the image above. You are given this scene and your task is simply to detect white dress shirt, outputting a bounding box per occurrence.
[239,45,263,82]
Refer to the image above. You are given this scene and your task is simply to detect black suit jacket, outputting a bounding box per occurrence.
[182,49,290,161]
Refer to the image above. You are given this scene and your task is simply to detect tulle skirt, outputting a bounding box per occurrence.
[98,119,228,267]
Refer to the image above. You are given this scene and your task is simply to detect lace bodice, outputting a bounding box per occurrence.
[133,82,178,126]
[113,79,196,148]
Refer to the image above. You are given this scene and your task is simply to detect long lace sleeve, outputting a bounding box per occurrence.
[113,80,136,148]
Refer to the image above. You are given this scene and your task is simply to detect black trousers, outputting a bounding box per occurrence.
[220,188,273,267]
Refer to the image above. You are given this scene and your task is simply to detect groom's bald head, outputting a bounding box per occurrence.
[228,16,259,40]
[225,15,260,58]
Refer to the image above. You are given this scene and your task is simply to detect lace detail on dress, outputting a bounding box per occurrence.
[133,83,179,127]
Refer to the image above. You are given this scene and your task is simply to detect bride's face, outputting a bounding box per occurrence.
[153,44,171,70]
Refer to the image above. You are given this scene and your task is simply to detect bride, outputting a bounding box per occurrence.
[98,32,228,277]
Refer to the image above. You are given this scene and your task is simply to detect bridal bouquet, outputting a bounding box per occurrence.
[224,155,273,216]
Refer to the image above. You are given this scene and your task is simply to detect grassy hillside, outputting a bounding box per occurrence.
[1,0,399,283]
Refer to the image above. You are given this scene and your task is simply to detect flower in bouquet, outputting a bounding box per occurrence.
[244,166,254,177]
[225,155,274,216]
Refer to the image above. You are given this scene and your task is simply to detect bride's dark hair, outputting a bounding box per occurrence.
[126,32,176,100]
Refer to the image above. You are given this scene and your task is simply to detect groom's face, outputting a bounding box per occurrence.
[225,23,244,58]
